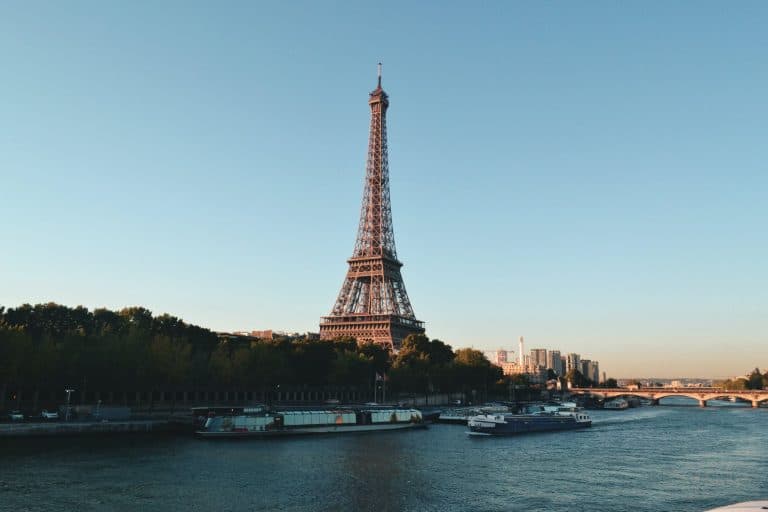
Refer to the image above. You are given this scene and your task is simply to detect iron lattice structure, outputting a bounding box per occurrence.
[320,67,424,351]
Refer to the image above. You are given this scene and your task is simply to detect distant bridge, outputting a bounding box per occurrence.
[569,387,768,408]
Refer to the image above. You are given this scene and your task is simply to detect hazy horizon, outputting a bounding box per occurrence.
[2,2,766,379]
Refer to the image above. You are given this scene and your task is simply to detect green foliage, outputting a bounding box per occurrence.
[0,303,219,392]
[452,348,502,392]
[747,368,763,390]
[0,303,514,398]
[565,369,597,388]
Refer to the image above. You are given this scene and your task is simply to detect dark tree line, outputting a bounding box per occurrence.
[0,304,219,399]
[388,334,503,401]
[0,303,502,404]
[716,368,768,390]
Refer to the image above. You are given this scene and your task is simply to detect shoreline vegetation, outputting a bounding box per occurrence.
[1,303,511,413]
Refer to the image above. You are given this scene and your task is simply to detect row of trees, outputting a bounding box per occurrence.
[541,367,616,389]
[717,368,768,390]
[0,303,502,403]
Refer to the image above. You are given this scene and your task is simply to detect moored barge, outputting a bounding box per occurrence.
[193,405,424,438]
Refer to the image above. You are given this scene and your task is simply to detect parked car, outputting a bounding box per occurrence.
[41,409,59,420]
[8,410,24,421]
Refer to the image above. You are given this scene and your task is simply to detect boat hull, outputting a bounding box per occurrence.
[194,406,426,439]
[196,421,425,438]
[436,415,470,425]
[468,414,591,436]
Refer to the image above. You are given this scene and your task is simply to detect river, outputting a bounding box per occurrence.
[2,401,767,511]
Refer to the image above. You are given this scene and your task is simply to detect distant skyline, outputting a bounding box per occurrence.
[1,2,766,379]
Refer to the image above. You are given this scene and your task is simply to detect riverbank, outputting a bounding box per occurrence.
[0,418,189,437]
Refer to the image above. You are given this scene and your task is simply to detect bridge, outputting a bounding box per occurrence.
[568,387,768,408]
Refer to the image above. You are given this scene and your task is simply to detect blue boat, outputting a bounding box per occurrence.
[467,404,591,436]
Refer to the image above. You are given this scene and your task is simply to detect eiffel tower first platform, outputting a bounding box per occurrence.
[319,65,424,351]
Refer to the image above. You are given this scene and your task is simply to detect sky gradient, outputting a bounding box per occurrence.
[1,2,766,378]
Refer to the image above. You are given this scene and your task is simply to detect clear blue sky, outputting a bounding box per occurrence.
[1,2,766,378]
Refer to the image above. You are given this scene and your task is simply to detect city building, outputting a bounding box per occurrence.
[530,348,548,368]
[484,340,602,386]
[547,350,564,376]
[566,353,581,374]
[499,362,548,384]
[484,349,513,366]
[581,359,600,384]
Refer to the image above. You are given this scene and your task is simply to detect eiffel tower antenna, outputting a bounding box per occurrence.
[319,66,425,351]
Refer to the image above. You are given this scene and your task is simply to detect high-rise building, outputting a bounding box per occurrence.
[518,336,525,365]
[580,359,591,379]
[530,348,548,368]
[547,350,563,376]
[580,359,600,384]
[484,349,513,366]
[319,65,424,350]
[566,353,581,374]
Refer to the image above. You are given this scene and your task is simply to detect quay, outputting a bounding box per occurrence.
[0,417,188,437]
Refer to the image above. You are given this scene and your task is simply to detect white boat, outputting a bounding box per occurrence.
[603,398,629,410]
[193,405,425,438]
[437,404,510,424]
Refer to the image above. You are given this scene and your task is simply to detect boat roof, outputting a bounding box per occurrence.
[191,406,266,415]
[191,405,418,415]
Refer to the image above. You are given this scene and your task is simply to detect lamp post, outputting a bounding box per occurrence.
[65,389,75,422]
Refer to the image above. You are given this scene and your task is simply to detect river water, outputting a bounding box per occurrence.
[2,401,767,511]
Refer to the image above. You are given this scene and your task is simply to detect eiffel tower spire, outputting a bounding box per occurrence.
[320,66,424,350]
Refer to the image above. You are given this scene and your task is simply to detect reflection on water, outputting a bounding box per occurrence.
[2,407,768,511]
[337,434,422,510]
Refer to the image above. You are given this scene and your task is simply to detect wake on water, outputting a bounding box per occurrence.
[590,407,673,426]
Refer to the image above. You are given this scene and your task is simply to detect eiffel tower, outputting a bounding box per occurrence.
[319,65,424,351]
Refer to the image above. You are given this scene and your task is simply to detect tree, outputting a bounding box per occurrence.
[747,368,763,390]
[449,348,501,403]
[720,378,748,391]
[358,342,390,376]
[565,369,591,388]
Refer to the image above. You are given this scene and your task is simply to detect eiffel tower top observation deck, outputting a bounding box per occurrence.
[319,65,424,351]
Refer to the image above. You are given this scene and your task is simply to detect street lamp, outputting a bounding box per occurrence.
[65,389,75,422]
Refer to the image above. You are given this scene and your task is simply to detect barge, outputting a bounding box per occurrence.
[193,405,425,438]
[467,404,591,436]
